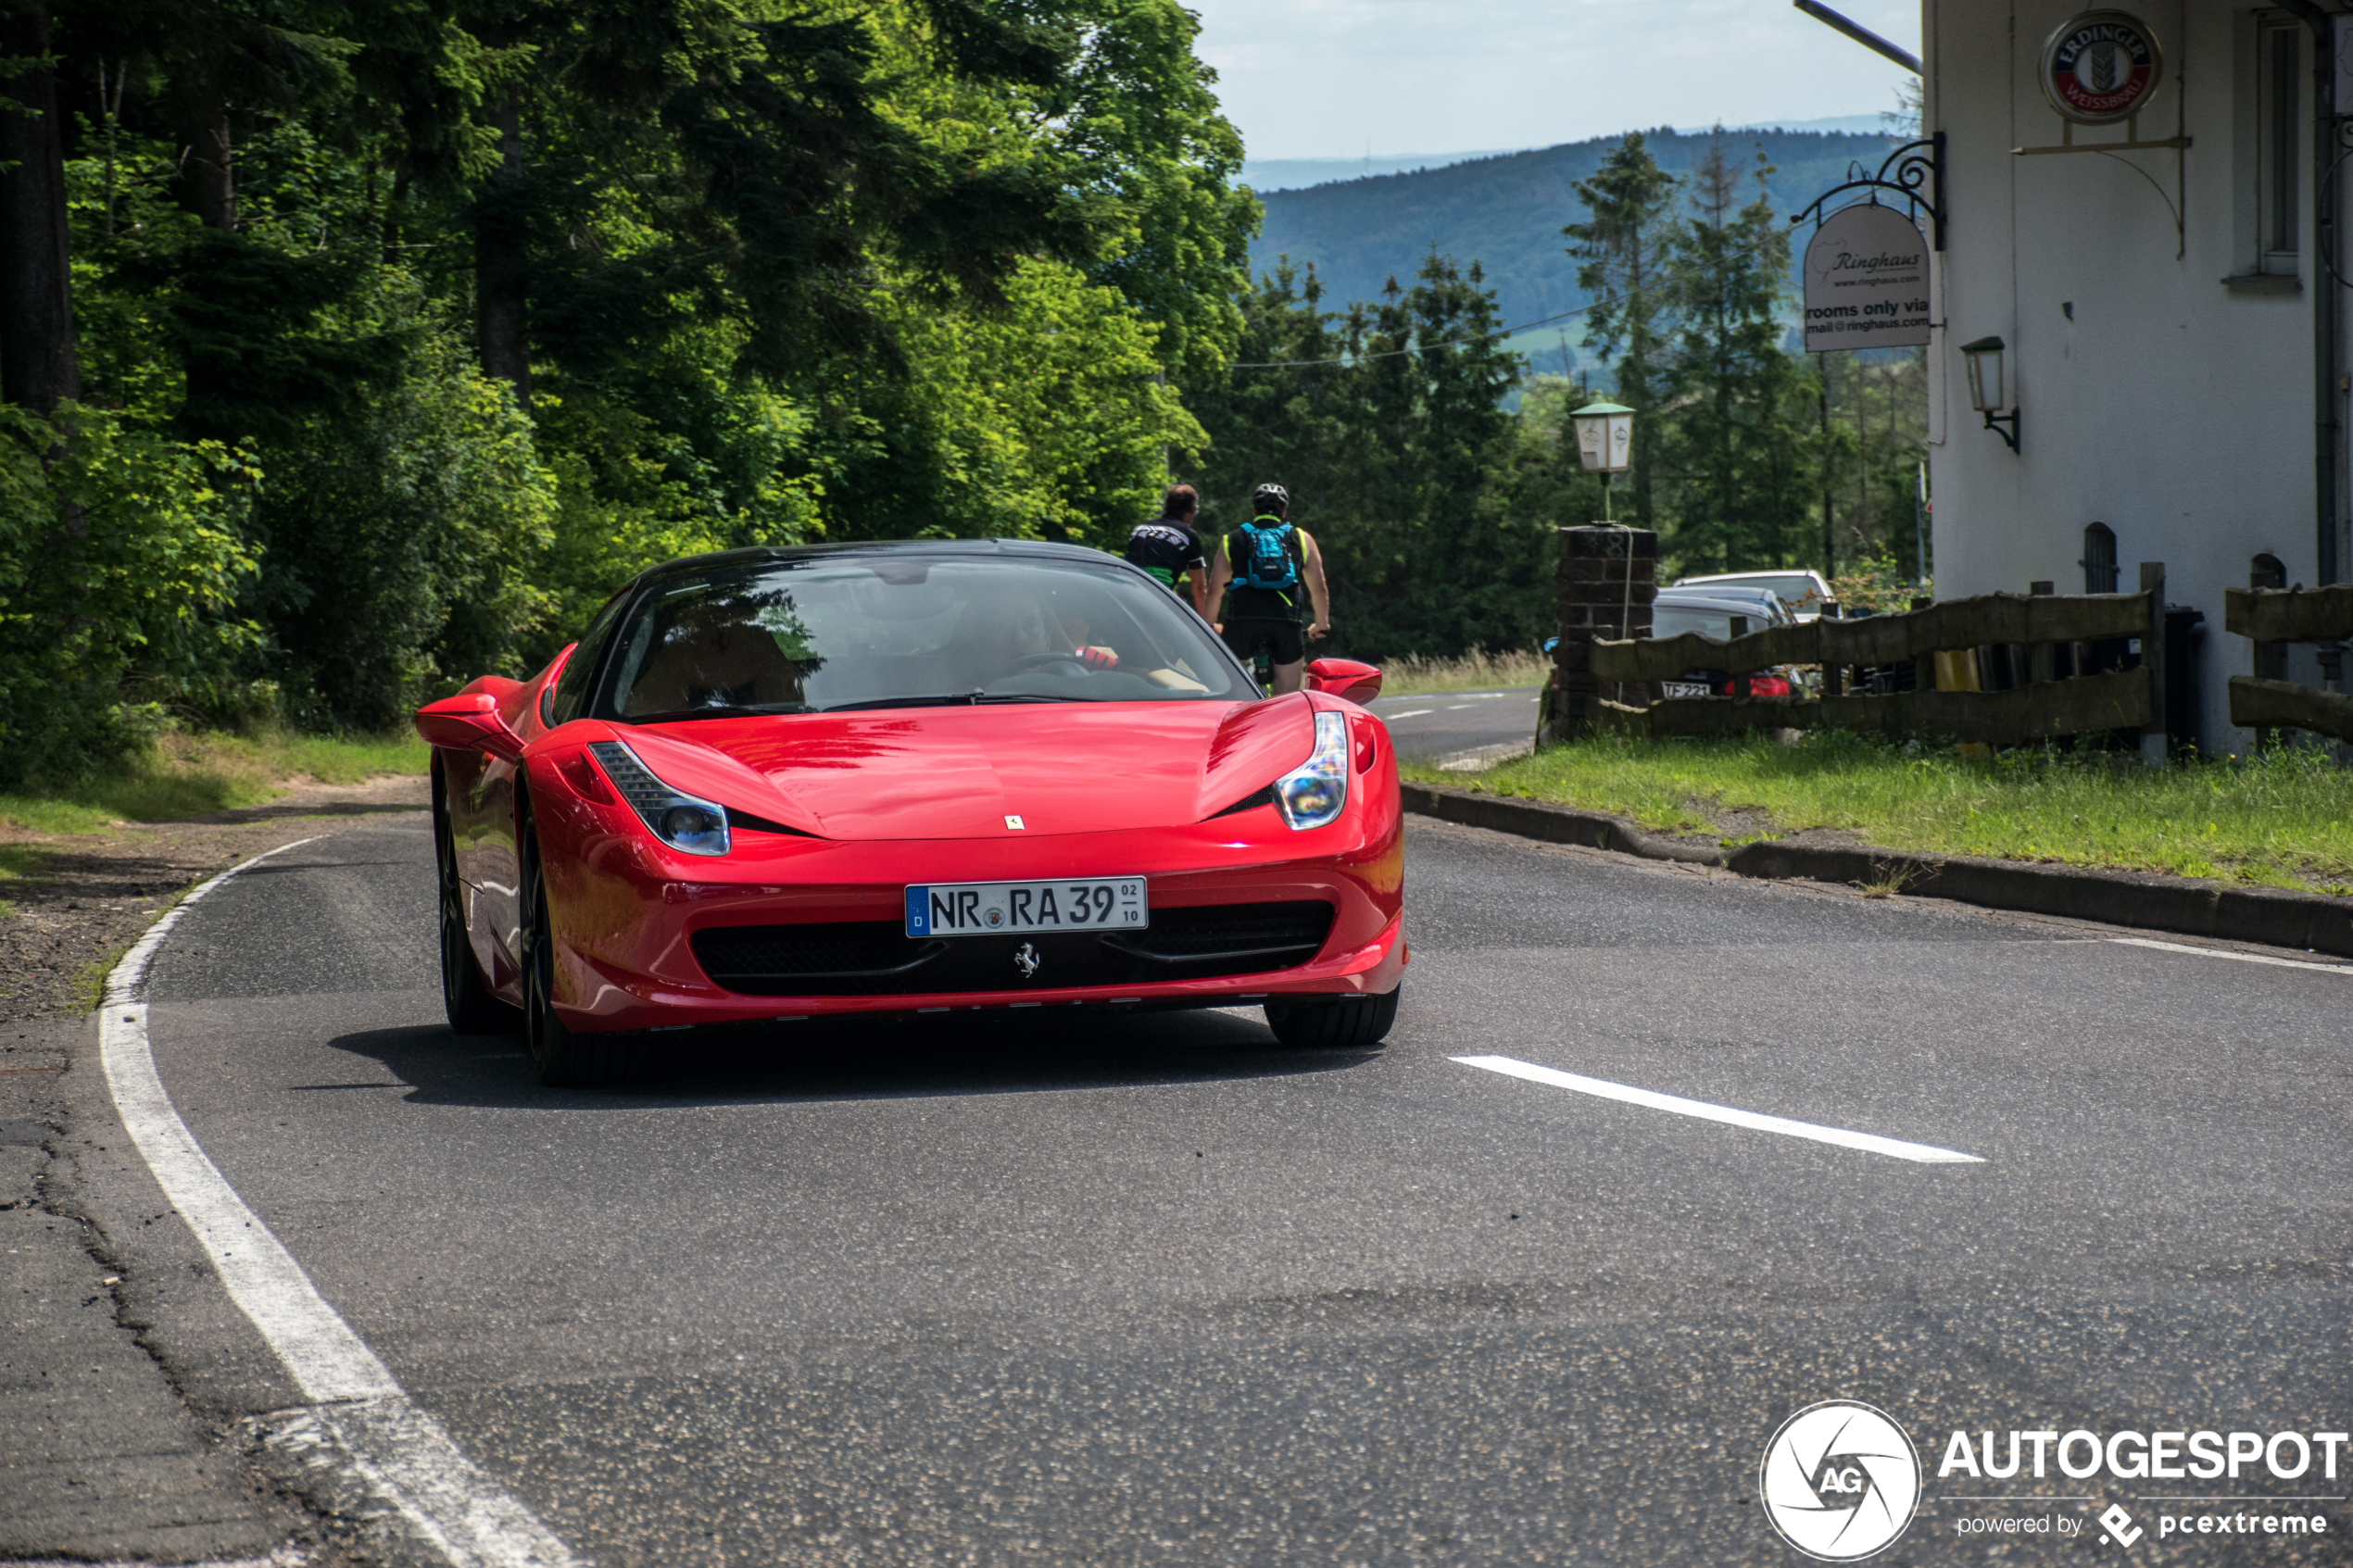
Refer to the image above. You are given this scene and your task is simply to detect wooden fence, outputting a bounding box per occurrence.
[1588,577,2164,749]
[2225,583,2353,745]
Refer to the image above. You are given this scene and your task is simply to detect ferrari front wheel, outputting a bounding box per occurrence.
[521,827,635,1087]
[1264,986,1400,1049]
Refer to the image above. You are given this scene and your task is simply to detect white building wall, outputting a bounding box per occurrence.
[1923,0,2338,753]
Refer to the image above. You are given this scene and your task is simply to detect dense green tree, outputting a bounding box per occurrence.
[0,0,1255,771]
[1179,250,1557,661]
[1563,131,1677,530]
[1657,135,1818,573]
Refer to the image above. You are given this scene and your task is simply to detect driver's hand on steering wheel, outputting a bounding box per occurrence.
[1076,644,1119,669]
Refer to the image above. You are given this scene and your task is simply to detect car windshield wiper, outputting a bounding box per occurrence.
[623,703,812,723]
[823,692,985,712]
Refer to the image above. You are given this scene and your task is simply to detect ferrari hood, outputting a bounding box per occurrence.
[613,696,1319,841]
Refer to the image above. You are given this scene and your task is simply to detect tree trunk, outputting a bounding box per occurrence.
[0,0,81,413]
[180,102,235,230]
[475,90,531,408]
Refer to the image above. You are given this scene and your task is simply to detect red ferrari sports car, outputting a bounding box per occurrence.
[416,539,1405,1085]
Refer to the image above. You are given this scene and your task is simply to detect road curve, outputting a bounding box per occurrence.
[94,811,2353,1565]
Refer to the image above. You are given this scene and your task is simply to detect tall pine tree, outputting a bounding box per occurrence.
[1563,132,1676,530]
[1659,134,1818,572]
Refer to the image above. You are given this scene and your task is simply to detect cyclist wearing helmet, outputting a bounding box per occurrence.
[1205,483,1330,694]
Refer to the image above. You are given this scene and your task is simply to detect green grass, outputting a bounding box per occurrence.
[1411,730,2353,890]
[1374,646,1551,696]
[0,728,429,834]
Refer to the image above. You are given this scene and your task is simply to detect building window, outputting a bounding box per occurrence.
[2260,21,2301,270]
[2082,523,2118,595]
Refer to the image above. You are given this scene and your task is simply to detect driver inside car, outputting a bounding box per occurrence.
[621,600,809,716]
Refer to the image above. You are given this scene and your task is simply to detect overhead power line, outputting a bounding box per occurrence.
[1226,304,1598,370]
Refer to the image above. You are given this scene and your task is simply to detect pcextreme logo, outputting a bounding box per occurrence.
[1759,1401,1922,1561]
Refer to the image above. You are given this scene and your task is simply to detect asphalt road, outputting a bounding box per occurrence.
[1361,687,1541,766]
[92,813,2353,1565]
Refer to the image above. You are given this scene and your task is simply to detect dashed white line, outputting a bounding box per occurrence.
[1385,709,1434,719]
[101,841,580,1568]
[2107,936,2353,974]
[1451,1055,1985,1164]
[1444,703,1476,710]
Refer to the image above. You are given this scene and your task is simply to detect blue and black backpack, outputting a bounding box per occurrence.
[1234,517,1300,593]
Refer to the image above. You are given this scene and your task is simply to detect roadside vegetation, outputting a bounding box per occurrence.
[1417,731,2353,891]
[0,729,425,836]
[1374,646,1551,696]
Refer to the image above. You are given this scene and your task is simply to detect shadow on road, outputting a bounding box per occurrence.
[324,1005,1379,1110]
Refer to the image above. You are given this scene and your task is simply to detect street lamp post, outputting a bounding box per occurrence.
[1959,336,2020,454]
[1570,399,1636,521]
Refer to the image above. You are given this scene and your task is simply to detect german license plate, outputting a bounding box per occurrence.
[1659,680,1711,698]
[905,877,1146,937]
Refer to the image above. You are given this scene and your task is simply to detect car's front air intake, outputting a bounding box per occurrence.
[690,900,1336,997]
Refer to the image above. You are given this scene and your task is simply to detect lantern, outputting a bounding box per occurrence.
[1570,400,1636,522]
[1960,336,2020,453]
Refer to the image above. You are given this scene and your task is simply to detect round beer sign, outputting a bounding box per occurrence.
[2039,11,2162,124]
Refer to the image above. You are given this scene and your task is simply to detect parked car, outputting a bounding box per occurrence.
[415,540,1405,1085]
[1671,569,1834,621]
[1648,588,1797,698]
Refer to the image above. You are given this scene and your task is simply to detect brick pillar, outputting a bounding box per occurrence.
[1549,525,1656,740]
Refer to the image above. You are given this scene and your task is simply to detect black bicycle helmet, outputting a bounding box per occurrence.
[1251,483,1290,513]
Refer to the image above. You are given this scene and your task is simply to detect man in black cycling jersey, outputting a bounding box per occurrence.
[1123,484,1211,617]
[1205,483,1329,694]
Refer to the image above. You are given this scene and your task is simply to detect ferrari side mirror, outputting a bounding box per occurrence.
[416,692,526,762]
[1305,658,1382,706]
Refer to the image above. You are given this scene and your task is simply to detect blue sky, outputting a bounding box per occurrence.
[1184,0,1920,162]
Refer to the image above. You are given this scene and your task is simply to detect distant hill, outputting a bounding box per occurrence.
[1247,126,1908,364]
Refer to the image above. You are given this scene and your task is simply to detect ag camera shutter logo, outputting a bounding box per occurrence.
[1760,1400,1921,1561]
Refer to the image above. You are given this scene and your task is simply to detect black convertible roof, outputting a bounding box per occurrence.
[631,536,1118,591]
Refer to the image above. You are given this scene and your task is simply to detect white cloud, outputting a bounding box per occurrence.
[1185,0,1919,160]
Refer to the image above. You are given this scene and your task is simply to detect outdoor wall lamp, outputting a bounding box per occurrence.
[1571,399,1636,521]
[1960,335,2020,453]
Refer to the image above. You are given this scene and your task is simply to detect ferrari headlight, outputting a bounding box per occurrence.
[588,741,731,856]
[1274,711,1350,830]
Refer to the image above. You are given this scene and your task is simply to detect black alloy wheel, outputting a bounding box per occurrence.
[435,777,516,1035]
[1263,986,1401,1049]
[521,822,636,1088]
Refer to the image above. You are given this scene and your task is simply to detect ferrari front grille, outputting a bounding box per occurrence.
[689,900,1336,997]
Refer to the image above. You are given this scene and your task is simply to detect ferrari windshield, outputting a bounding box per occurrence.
[599,553,1256,719]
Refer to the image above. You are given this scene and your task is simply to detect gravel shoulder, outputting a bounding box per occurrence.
[1,775,424,1565]
[2,775,431,1026]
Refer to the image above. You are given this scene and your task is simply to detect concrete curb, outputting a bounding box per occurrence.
[1398,780,2353,960]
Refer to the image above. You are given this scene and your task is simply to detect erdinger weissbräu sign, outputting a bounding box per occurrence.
[1802,204,1931,354]
[2040,10,2163,125]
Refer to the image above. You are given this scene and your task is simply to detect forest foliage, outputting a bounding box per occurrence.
[0,0,1924,782]
[1180,130,1927,664]
[0,0,1249,781]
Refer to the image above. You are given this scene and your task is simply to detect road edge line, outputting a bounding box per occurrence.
[97,838,582,1568]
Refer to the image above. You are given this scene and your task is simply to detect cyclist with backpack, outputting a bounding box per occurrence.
[1205,483,1329,694]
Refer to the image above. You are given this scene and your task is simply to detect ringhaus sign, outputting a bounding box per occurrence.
[1801,204,1931,354]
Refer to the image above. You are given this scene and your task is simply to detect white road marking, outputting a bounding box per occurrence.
[1385,709,1433,719]
[2108,936,2353,974]
[1444,703,1476,710]
[101,841,581,1568]
[1451,1055,1985,1164]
